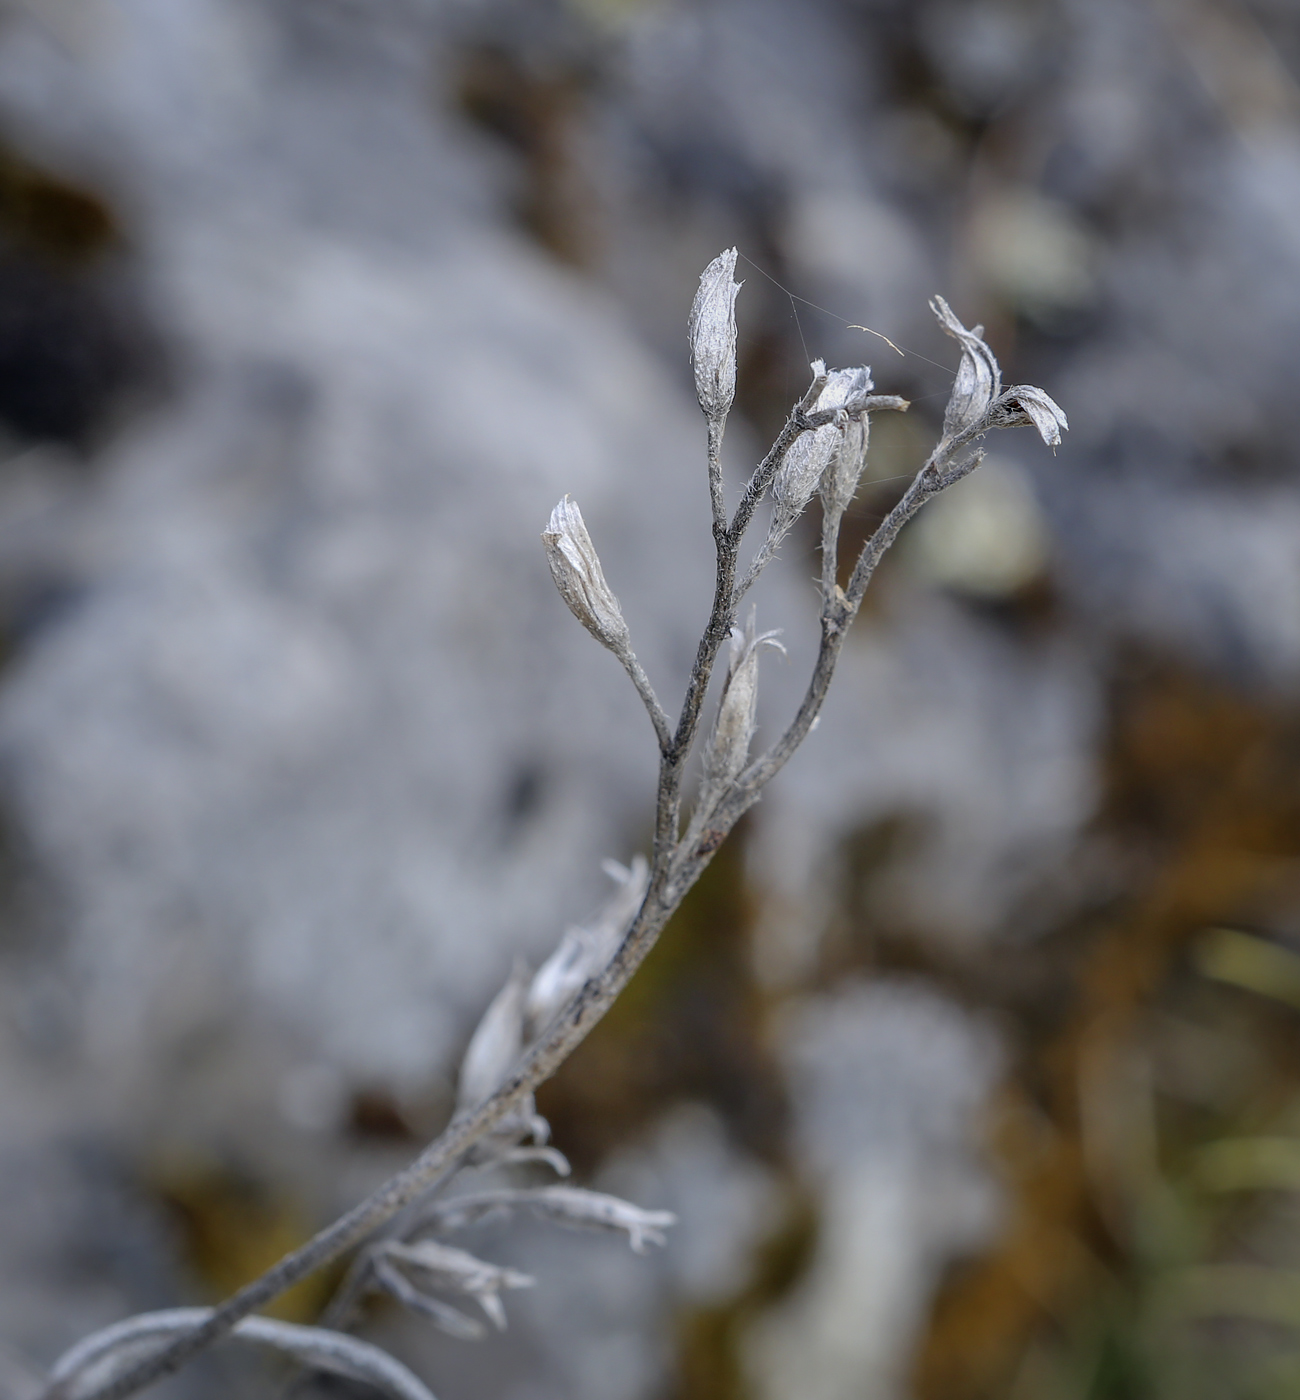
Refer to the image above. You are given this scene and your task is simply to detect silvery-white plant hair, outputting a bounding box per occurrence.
[34,261,1066,1400]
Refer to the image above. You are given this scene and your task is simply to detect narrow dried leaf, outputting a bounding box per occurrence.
[380,1240,534,1332]
[456,963,527,1110]
[374,1260,487,1341]
[519,1186,678,1253]
[477,1144,571,1176]
[49,1310,440,1400]
[418,1186,677,1253]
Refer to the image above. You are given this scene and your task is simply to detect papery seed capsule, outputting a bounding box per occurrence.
[689,248,742,422]
[542,497,631,656]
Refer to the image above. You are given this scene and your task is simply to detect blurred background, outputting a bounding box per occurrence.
[3,1,1300,1398]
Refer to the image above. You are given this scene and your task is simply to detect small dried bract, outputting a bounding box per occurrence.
[688,247,741,422]
[542,497,631,657]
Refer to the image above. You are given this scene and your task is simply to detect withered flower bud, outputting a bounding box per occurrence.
[703,613,785,793]
[542,497,631,656]
[689,248,741,421]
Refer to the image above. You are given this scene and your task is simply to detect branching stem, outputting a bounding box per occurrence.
[44,294,1043,1400]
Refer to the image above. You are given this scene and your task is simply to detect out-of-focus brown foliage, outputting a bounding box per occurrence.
[905,649,1300,1399]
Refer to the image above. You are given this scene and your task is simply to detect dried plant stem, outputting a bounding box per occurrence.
[53,418,959,1400]
[706,417,726,538]
[619,651,672,753]
[49,1311,437,1400]
[45,283,1063,1400]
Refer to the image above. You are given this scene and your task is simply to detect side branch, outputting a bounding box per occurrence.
[620,652,673,753]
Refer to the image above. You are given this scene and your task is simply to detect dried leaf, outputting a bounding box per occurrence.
[48,1309,440,1400]
[380,1240,534,1333]
[374,1259,488,1341]
[456,963,527,1110]
[422,1187,677,1255]
[526,855,650,1033]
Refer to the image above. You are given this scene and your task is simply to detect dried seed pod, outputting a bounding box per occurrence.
[773,423,840,518]
[930,296,1000,439]
[689,247,741,421]
[542,497,631,656]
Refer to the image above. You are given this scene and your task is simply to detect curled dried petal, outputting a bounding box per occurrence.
[930,296,1001,439]
[689,248,742,420]
[988,384,1069,446]
[542,497,631,656]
